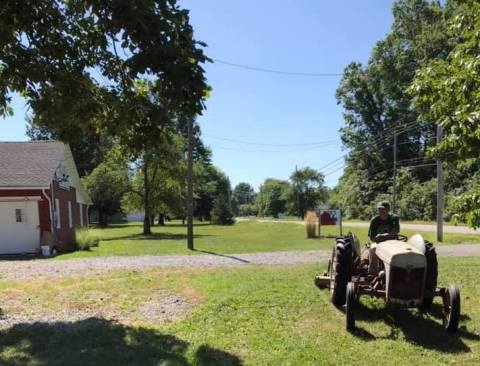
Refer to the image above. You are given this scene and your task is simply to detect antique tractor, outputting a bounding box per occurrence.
[315,232,460,333]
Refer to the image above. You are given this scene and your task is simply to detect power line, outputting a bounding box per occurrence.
[205,134,337,147]
[212,58,343,77]
[210,143,337,153]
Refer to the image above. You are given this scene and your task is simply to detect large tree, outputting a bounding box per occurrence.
[289,167,327,218]
[334,0,455,218]
[256,179,291,218]
[411,0,480,227]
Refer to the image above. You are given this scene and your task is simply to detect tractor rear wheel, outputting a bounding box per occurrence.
[421,241,438,311]
[443,285,460,333]
[345,282,356,332]
[330,236,353,307]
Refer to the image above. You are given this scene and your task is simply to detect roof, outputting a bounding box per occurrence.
[0,141,66,188]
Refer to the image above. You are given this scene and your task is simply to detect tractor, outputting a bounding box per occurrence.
[315,232,461,333]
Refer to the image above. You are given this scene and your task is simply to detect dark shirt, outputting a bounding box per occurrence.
[368,214,400,240]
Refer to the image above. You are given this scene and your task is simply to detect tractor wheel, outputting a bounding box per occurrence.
[330,236,353,307]
[443,285,460,333]
[421,241,438,311]
[345,282,356,332]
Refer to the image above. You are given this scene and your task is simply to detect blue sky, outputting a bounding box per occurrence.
[1,0,394,190]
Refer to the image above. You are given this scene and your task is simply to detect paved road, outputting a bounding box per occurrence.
[0,245,478,280]
[242,218,480,235]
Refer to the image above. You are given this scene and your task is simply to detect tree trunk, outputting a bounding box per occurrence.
[143,155,152,235]
[150,215,155,226]
[159,214,165,226]
[99,210,108,227]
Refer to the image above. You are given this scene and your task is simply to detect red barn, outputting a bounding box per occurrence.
[0,141,92,254]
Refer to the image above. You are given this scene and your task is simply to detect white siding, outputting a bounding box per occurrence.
[55,198,61,229]
[79,204,83,227]
[68,201,73,228]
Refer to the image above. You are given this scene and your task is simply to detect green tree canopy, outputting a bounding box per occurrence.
[82,149,130,226]
[288,167,327,218]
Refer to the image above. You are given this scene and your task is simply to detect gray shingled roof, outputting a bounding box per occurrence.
[0,141,65,187]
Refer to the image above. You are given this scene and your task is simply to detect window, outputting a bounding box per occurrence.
[79,204,83,227]
[68,201,73,228]
[15,209,22,223]
[55,198,61,229]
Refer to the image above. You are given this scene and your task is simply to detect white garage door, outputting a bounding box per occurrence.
[0,200,40,254]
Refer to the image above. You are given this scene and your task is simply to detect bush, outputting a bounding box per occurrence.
[211,196,235,225]
[304,211,317,238]
[74,229,100,251]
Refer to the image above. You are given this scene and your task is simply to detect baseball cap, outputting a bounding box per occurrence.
[377,201,390,210]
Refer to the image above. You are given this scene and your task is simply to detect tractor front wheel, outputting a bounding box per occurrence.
[330,236,353,307]
[443,285,460,333]
[346,282,356,332]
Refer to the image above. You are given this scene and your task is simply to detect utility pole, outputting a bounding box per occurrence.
[187,118,194,250]
[392,124,397,213]
[436,124,444,242]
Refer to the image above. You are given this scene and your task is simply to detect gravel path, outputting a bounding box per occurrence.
[0,245,478,281]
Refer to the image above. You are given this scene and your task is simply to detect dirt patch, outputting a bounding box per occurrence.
[0,291,193,329]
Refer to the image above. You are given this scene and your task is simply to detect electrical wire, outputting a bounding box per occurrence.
[205,134,337,147]
[212,58,343,77]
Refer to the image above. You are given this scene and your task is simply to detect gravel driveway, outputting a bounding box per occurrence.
[0,245,478,281]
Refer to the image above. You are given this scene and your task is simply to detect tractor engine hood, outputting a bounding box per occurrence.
[376,240,426,269]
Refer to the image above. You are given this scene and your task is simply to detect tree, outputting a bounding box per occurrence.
[232,183,256,216]
[289,167,327,218]
[211,196,235,225]
[411,0,480,227]
[82,150,130,226]
[256,179,291,218]
[0,1,210,235]
[0,1,210,143]
[333,0,458,219]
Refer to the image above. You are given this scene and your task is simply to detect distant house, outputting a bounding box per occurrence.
[0,141,92,254]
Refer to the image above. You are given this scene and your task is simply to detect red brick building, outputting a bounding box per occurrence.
[0,141,91,253]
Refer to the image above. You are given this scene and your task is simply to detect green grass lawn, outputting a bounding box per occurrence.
[58,220,480,259]
[0,257,478,365]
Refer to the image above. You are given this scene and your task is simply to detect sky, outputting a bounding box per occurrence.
[1,0,395,190]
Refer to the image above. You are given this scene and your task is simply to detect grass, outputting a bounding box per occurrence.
[55,220,480,259]
[0,257,478,365]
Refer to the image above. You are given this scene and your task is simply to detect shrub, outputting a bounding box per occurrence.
[304,211,317,238]
[211,196,235,225]
[74,229,100,251]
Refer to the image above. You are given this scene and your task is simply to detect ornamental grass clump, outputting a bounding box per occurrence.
[305,211,317,238]
[74,229,100,251]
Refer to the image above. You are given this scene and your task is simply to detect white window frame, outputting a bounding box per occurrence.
[79,204,83,227]
[68,201,73,228]
[55,198,61,229]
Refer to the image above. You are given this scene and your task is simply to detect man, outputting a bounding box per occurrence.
[364,201,400,275]
[368,201,400,242]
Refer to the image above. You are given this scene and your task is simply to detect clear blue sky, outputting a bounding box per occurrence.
[1,0,394,190]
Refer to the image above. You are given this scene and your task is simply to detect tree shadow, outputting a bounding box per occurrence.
[0,318,243,366]
[193,249,250,264]
[350,301,479,353]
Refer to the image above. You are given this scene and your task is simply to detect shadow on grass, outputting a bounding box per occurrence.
[0,318,242,366]
[193,249,250,264]
[351,302,479,353]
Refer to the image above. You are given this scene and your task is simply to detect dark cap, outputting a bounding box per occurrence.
[377,201,390,210]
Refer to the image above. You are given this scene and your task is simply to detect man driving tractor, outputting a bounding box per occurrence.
[368,201,400,241]
[364,201,400,274]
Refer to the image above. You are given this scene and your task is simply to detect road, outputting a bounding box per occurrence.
[240,218,480,235]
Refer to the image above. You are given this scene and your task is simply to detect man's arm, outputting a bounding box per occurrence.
[368,218,377,241]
